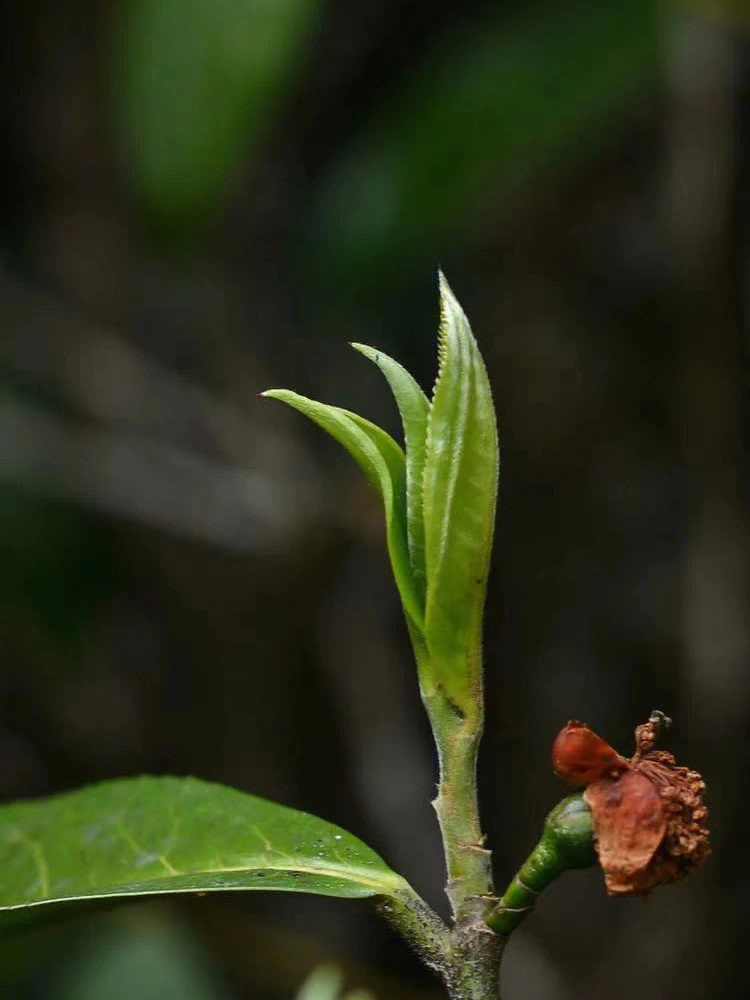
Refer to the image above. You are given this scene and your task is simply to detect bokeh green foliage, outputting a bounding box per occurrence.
[115,0,328,229]
[0,913,230,1000]
[54,918,231,1000]
[112,0,662,289]
[296,965,374,1000]
[0,483,112,642]
[302,0,660,303]
[0,382,114,645]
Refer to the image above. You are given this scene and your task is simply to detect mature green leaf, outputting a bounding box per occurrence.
[350,345,430,603]
[0,777,411,924]
[261,390,423,628]
[421,274,498,703]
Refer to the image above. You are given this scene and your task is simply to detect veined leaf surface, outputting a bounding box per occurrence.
[262,390,423,628]
[0,777,410,921]
[350,344,430,604]
[422,274,499,701]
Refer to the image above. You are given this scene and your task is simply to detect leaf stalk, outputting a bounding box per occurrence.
[485,794,595,936]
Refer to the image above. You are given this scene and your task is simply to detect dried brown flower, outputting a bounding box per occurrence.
[553,712,710,895]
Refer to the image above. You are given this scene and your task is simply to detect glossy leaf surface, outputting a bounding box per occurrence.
[422,274,499,700]
[350,344,430,603]
[261,390,423,627]
[0,777,409,921]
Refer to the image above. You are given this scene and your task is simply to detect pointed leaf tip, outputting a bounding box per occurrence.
[422,276,499,705]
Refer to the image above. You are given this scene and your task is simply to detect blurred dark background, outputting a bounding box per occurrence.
[0,0,748,997]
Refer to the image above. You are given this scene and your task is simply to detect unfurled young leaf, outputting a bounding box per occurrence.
[350,344,430,602]
[422,273,499,708]
[264,273,499,716]
[0,777,412,927]
[260,390,423,628]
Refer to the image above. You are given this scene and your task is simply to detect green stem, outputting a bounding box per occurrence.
[445,915,504,1000]
[410,630,494,922]
[378,887,451,973]
[485,794,596,936]
[431,694,493,920]
[403,627,501,998]
[485,839,560,936]
[379,889,504,1000]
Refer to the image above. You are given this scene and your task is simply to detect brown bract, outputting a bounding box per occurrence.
[585,770,666,893]
[581,716,710,895]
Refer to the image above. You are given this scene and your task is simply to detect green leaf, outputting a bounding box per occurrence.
[0,777,411,924]
[261,390,423,628]
[350,345,430,603]
[421,274,499,703]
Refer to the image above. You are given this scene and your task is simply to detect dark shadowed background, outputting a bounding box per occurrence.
[1,0,748,997]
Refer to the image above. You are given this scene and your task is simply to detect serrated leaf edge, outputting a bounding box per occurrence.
[423,272,475,602]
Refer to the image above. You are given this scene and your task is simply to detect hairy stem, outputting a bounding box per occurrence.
[410,630,494,921]
[381,893,504,1000]
[430,694,493,920]
[377,886,451,973]
[404,628,501,998]
[445,915,504,1000]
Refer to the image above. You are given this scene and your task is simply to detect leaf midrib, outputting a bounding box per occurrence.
[0,861,405,910]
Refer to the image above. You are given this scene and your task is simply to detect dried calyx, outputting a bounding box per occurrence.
[553,712,710,895]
